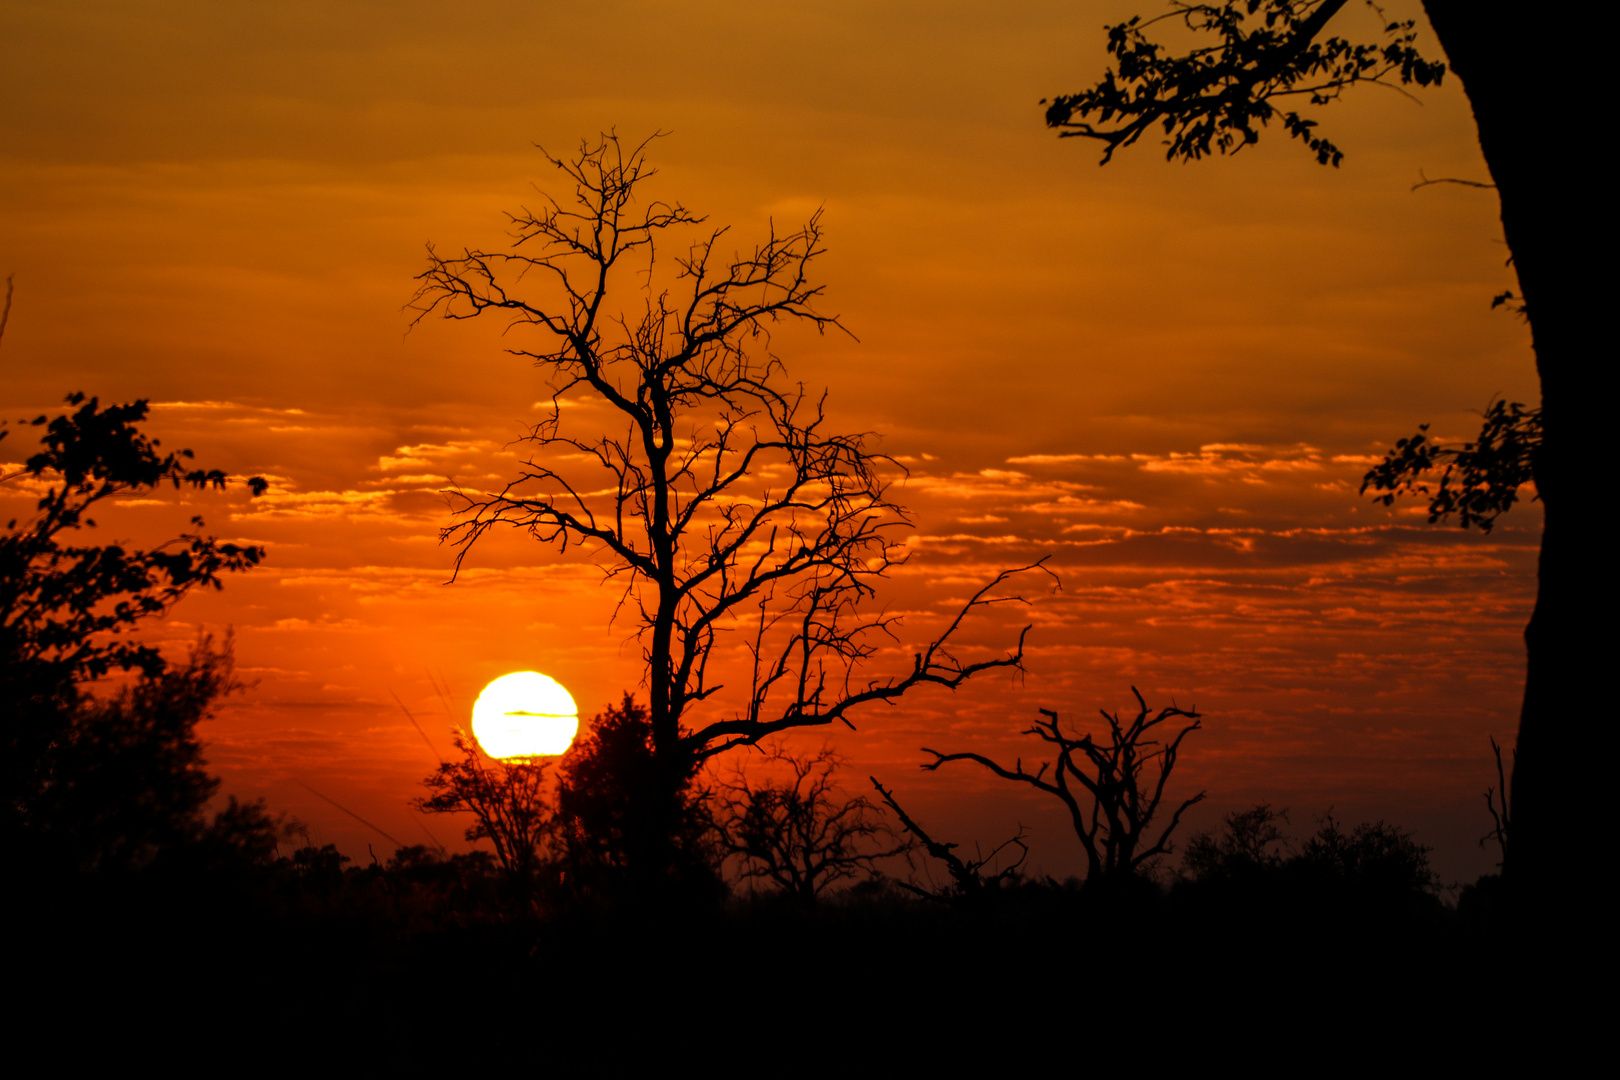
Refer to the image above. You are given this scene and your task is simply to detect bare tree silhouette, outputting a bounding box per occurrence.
[416,734,554,899]
[410,133,1043,869]
[719,745,907,903]
[922,688,1203,884]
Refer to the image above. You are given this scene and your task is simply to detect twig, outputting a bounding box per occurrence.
[1411,168,1496,192]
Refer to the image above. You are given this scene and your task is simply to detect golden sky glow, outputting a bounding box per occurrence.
[0,1,1536,879]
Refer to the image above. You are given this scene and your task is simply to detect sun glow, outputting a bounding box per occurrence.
[470,672,579,759]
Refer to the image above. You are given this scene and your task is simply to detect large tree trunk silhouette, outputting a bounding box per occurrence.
[1421,3,1596,909]
[1044,1,1598,911]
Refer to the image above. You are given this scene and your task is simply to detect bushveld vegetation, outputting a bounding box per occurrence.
[0,390,1516,1057]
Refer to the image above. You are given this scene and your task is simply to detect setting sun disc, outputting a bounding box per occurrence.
[471,672,579,758]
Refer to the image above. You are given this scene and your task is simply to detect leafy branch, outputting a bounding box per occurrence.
[1043,0,1445,166]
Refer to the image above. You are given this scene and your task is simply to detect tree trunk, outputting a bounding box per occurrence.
[1423,2,1604,916]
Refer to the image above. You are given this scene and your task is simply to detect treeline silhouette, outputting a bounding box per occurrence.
[3,395,1517,1052]
[10,730,1511,1062]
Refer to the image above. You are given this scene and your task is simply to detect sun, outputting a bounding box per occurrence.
[470,672,579,759]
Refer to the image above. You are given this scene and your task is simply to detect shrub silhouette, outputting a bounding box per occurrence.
[1294,814,1438,899]
[1182,804,1291,883]
[554,694,719,906]
[1179,805,1441,925]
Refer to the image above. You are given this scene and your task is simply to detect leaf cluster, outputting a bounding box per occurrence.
[2,393,267,685]
[553,693,717,889]
[1361,399,1540,532]
[1043,0,1444,166]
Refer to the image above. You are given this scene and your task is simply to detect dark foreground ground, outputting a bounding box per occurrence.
[10,857,1581,1070]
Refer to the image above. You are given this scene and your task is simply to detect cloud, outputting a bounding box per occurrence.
[1006,453,1086,465]
[153,401,308,416]
[1131,443,1327,477]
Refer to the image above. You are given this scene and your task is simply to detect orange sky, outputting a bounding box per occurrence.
[1,1,1537,882]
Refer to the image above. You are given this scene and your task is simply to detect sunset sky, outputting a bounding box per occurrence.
[1,0,1537,882]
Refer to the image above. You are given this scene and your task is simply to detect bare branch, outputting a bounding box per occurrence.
[870,777,1027,903]
[1411,169,1497,192]
[1481,735,1512,869]
[924,688,1204,884]
[0,274,13,346]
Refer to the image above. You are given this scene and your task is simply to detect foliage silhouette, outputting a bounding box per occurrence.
[922,688,1203,883]
[1182,803,1291,882]
[1181,804,1440,906]
[718,744,908,903]
[1,394,271,870]
[1043,0,1599,900]
[1361,398,1540,532]
[411,133,1042,873]
[1295,813,1437,897]
[14,633,284,873]
[1043,0,1443,166]
[413,694,721,908]
[2,393,266,686]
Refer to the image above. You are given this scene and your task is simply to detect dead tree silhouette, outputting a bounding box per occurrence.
[922,688,1203,884]
[410,133,1044,876]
